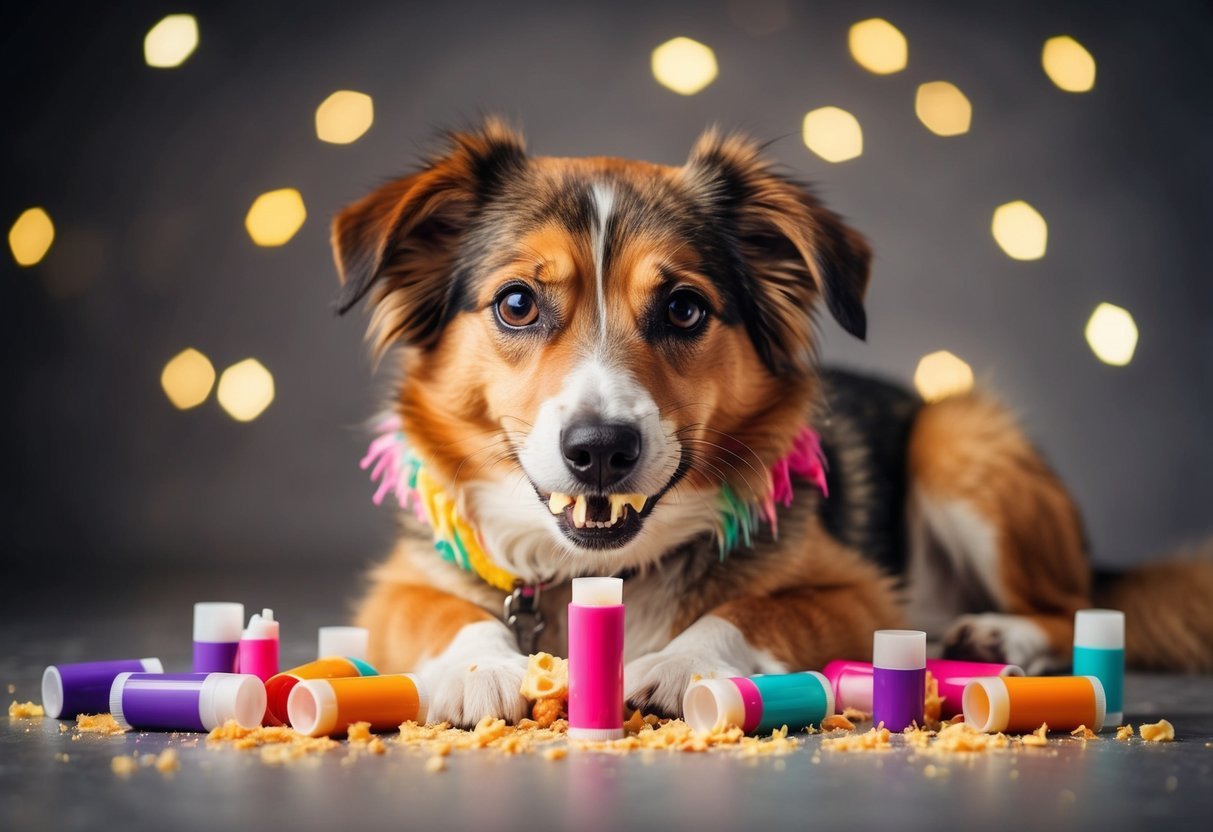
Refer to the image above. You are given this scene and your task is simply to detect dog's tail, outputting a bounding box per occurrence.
[1093,538,1213,672]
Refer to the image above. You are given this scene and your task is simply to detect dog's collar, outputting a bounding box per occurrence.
[360,415,828,594]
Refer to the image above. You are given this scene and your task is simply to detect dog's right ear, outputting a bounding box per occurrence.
[331,118,527,351]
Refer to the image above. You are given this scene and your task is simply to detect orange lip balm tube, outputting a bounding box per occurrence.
[963,675,1106,733]
[287,673,428,737]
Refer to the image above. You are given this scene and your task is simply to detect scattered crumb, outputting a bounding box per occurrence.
[1140,719,1175,743]
[519,652,569,700]
[543,746,567,762]
[931,722,1010,753]
[467,663,477,673]
[822,727,891,752]
[1165,775,1178,792]
[111,755,138,777]
[923,671,944,729]
[531,697,565,728]
[346,721,372,743]
[923,763,949,778]
[842,707,871,723]
[1070,725,1098,741]
[155,748,180,774]
[58,724,68,734]
[425,755,446,773]
[207,720,339,762]
[8,701,44,718]
[1115,725,1134,741]
[6,684,15,695]
[76,713,125,735]
[367,737,387,755]
[821,714,855,732]
[1020,723,1049,747]
[471,715,508,746]
[54,752,70,763]
[623,709,646,734]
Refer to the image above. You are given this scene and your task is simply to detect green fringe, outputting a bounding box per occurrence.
[717,482,757,560]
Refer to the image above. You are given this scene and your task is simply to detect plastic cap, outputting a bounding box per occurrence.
[109,672,135,731]
[1074,609,1124,649]
[571,577,623,606]
[141,658,165,673]
[318,626,369,661]
[873,630,927,670]
[198,672,266,731]
[194,602,245,642]
[244,608,280,640]
[41,666,64,719]
[288,679,339,737]
[683,678,745,734]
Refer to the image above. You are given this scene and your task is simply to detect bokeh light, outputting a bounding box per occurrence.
[217,359,275,422]
[1085,303,1138,366]
[144,14,199,69]
[802,107,863,163]
[848,18,907,75]
[8,207,55,266]
[161,348,216,410]
[914,351,974,401]
[991,201,1047,260]
[1042,36,1096,93]
[245,188,306,247]
[651,37,718,95]
[315,91,375,144]
[915,81,972,137]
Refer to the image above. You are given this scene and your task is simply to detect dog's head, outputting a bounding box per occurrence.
[333,119,869,576]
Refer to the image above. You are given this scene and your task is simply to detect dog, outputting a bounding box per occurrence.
[334,119,1213,727]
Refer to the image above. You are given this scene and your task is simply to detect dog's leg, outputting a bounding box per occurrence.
[907,393,1092,674]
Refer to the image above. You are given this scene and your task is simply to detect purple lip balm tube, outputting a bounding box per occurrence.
[872,630,926,732]
[42,658,164,719]
[193,602,244,673]
[110,672,266,732]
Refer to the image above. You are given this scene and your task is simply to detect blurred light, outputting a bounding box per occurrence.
[914,351,974,401]
[245,188,306,247]
[144,14,198,69]
[1085,303,1138,366]
[217,359,275,422]
[802,107,863,163]
[915,81,971,137]
[161,348,216,410]
[315,91,375,144]
[1042,36,1096,93]
[848,18,907,75]
[8,207,55,266]
[991,201,1047,260]
[651,37,718,95]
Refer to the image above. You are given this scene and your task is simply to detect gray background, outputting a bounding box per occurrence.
[3,0,1211,575]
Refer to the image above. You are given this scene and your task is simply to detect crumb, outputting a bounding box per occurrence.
[821,714,855,732]
[368,737,387,755]
[207,719,339,762]
[55,752,70,763]
[531,697,565,728]
[947,714,966,725]
[923,763,949,778]
[822,727,891,752]
[1139,719,1175,743]
[346,721,372,743]
[154,748,180,774]
[1165,775,1178,792]
[76,713,125,735]
[543,746,567,761]
[923,671,944,729]
[520,652,569,700]
[425,755,446,773]
[6,684,15,695]
[59,724,68,734]
[1020,723,1049,747]
[111,755,138,777]
[842,707,871,723]
[8,701,43,718]
[1070,725,1098,741]
[467,663,477,673]
[931,722,1009,753]
[1115,725,1134,741]
[623,710,646,734]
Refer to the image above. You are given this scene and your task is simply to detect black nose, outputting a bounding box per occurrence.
[561,421,641,489]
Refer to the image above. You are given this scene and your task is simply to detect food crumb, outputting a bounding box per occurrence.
[1139,719,1175,743]
[1115,725,1134,741]
[425,755,447,773]
[519,652,569,700]
[346,721,372,743]
[543,746,567,762]
[55,752,70,763]
[1070,725,1098,741]
[821,714,855,732]
[8,701,44,718]
[531,697,565,729]
[76,713,126,735]
[822,727,891,752]
[842,707,871,723]
[155,748,180,774]
[1020,723,1049,747]
[368,737,387,755]
[111,755,138,777]
[1165,775,1178,792]
[59,724,68,734]
[6,684,15,695]
[923,763,949,778]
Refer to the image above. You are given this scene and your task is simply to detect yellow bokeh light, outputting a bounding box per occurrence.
[991,201,1047,261]
[802,107,863,163]
[217,359,275,422]
[245,188,306,247]
[8,207,55,266]
[915,81,972,137]
[1085,303,1138,366]
[144,14,199,69]
[315,90,375,144]
[914,351,974,401]
[848,18,907,75]
[651,37,718,95]
[161,348,216,410]
[1042,36,1096,93]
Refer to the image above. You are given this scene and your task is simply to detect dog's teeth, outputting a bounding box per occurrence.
[548,492,573,515]
[572,495,588,528]
[608,493,647,523]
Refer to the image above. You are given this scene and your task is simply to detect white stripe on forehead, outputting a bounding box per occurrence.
[590,183,615,346]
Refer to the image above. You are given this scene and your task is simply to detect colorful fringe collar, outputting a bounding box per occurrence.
[361,416,828,593]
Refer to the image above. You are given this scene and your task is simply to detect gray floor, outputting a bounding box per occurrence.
[3,563,1212,832]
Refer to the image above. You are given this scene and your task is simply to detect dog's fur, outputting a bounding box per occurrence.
[334,119,1213,726]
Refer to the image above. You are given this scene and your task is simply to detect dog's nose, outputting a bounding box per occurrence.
[561,421,641,489]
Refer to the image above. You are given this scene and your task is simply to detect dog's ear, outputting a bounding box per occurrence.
[331,118,527,351]
[681,129,871,373]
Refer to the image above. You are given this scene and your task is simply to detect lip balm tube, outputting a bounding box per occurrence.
[567,577,625,741]
[683,672,834,735]
[41,658,164,719]
[318,626,369,662]
[963,675,1106,733]
[193,602,244,673]
[287,673,427,737]
[822,659,1024,717]
[264,656,380,725]
[1073,609,1124,727]
[110,672,266,732]
[821,660,877,713]
[872,630,926,731]
[238,609,280,682]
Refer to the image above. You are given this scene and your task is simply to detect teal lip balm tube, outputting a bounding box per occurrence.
[1073,609,1124,727]
[683,672,834,734]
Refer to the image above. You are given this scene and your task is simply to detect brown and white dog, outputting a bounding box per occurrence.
[334,119,1213,726]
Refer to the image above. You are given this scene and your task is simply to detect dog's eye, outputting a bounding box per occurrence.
[496,288,540,328]
[666,290,706,331]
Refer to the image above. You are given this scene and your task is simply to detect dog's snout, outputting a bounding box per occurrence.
[561,421,641,489]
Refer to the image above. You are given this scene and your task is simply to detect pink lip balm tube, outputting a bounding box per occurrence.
[872,630,926,731]
[567,577,625,741]
[237,608,280,682]
[193,602,244,674]
[823,658,1024,717]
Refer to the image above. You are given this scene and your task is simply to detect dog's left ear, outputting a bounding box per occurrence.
[681,129,871,372]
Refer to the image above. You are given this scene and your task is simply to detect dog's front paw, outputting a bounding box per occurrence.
[625,649,745,717]
[417,622,530,727]
[943,613,1061,675]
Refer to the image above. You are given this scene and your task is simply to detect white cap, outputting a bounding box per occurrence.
[41,666,64,719]
[684,678,746,734]
[873,630,927,670]
[571,577,623,606]
[1074,609,1124,650]
[198,673,266,731]
[318,626,369,661]
[244,609,279,640]
[194,602,245,642]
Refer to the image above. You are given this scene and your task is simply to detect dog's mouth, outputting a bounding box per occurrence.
[537,491,653,549]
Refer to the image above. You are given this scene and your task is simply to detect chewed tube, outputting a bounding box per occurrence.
[287,674,427,737]
[963,675,1106,733]
[683,673,834,735]
[264,656,378,725]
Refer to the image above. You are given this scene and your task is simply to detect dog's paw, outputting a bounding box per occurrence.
[417,621,530,727]
[943,613,1061,675]
[624,649,745,717]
